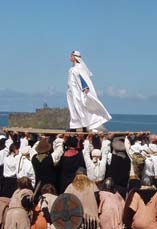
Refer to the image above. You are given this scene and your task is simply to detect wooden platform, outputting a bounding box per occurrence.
[3,127,150,136]
[3,127,68,135]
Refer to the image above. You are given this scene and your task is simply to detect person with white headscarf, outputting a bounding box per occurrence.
[67,50,112,131]
[16,146,35,187]
[82,135,108,186]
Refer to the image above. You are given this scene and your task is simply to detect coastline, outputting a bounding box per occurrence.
[0,111,157,133]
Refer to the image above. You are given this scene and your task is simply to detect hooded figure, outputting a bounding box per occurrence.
[4,177,33,229]
[67,50,112,130]
[64,167,100,228]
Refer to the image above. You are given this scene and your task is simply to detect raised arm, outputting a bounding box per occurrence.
[51,135,64,165]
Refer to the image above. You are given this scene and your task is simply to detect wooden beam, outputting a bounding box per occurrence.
[3,127,150,136]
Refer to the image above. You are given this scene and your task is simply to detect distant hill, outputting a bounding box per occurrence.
[9,107,70,129]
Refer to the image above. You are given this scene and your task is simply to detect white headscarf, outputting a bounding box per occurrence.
[72,50,93,77]
[21,145,31,155]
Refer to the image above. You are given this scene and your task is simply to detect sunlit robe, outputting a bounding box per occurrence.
[67,63,112,129]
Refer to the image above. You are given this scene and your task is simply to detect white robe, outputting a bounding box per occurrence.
[83,139,108,182]
[16,155,35,187]
[67,63,112,129]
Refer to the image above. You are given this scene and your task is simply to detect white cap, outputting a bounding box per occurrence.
[21,146,31,155]
[0,135,6,140]
[71,50,93,77]
[91,129,99,134]
[91,149,101,157]
[131,142,143,153]
[71,50,81,57]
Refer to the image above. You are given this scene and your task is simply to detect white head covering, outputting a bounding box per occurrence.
[71,50,93,77]
[149,144,157,153]
[0,135,6,140]
[91,149,101,157]
[21,145,31,155]
[130,142,143,153]
[53,137,64,150]
[5,138,13,149]
[91,129,99,134]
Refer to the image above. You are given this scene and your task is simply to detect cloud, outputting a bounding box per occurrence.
[106,86,128,98]
[0,88,67,112]
[96,89,104,97]
[0,88,26,98]
[136,93,148,100]
[0,87,156,114]
[105,86,149,101]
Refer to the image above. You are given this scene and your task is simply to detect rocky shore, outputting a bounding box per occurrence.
[9,107,70,129]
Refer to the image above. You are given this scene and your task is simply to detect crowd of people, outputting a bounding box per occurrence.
[0,130,157,228]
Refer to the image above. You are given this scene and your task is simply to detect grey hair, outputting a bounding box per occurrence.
[141,175,153,186]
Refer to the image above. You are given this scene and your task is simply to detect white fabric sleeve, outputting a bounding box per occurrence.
[101,139,111,155]
[51,138,64,165]
[83,139,93,154]
[101,139,111,165]
[107,152,112,165]
[82,139,93,169]
[125,136,133,160]
[69,70,87,120]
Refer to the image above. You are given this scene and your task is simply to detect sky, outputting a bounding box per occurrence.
[0,0,157,114]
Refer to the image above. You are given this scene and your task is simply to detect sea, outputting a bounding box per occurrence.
[1,112,157,134]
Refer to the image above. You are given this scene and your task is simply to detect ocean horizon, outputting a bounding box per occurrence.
[0,112,157,134]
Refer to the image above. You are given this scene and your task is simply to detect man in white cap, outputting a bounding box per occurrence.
[67,50,112,132]
[82,135,108,186]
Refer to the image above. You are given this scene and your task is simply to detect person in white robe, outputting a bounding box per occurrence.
[142,135,157,183]
[16,146,35,187]
[148,135,157,176]
[67,50,112,131]
[2,143,20,197]
[19,133,29,152]
[0,137,8,169]
[83,136,109,183]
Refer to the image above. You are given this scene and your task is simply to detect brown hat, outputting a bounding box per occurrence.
[35,139,51,154]
[50,193,83,229]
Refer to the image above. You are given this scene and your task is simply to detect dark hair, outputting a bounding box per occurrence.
[5,131,13,139]
[0,138,6,150]
[75,167,87,176]
[17,177,33,190]
[92,135,101,149]
[9,142,20,155]
[20,132,26,138]
[102,177,116,193]
[41,184,56,195]
[75,59,80,63]
[65,136,78,149]
[141,175,153,186]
